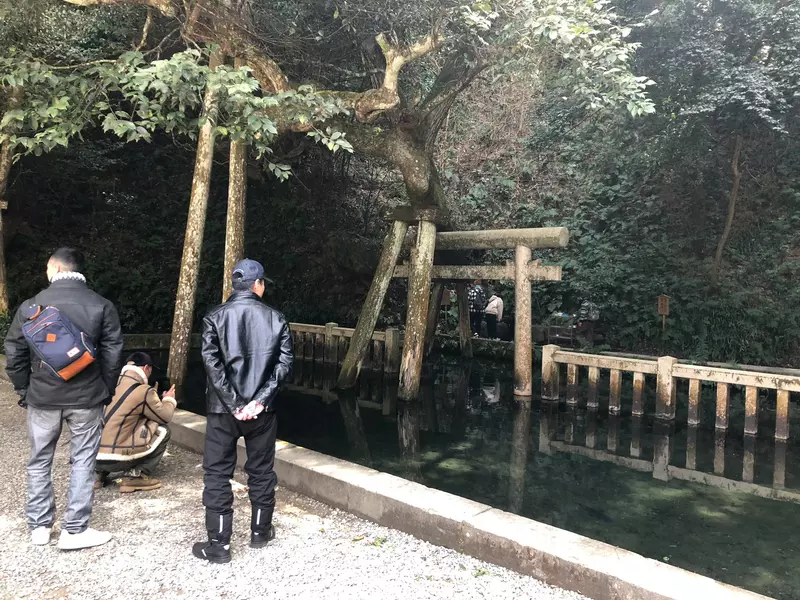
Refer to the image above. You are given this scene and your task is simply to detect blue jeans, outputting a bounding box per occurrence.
[26,406,104,533]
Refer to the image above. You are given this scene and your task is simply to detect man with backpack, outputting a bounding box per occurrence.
[192,259,293,564]
[4,247,123,550]
[468,280,487,338]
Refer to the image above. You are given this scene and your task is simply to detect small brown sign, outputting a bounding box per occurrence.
[657,295,670,316]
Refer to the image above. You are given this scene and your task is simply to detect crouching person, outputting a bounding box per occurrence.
[95,352,177,492]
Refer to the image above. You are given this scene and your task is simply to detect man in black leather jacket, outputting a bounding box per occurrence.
[192,259,293,564]
[4,247,123,550]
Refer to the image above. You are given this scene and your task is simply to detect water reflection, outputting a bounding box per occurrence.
[509,398,532,514]
[173,352,800,598]
[277,357,799,500]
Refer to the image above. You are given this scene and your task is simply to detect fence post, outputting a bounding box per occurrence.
[656,356,677,420]
[541,344,560,400]
[384,327,401,373]
[325,323,338,364]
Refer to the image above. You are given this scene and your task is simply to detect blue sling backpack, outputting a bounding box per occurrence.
[21,305,97,381]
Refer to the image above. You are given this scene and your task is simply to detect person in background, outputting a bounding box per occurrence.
[4,247,123,550]
[193,259,293,564]
[484,290,504,340]
[95,352,177,493]
[467,280,487,338]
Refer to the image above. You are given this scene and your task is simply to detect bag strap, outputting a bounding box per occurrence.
[103,382,143,425]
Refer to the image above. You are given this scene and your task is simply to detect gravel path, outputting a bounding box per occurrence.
[0,381,587,600]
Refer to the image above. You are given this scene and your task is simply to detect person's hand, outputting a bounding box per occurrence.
[162,384,177,399]
[234,400,264,421]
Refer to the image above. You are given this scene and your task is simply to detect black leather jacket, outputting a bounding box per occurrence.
[201,291,293,414]
[4,279,124,409]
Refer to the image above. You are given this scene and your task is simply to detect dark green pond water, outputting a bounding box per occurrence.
[156,351,800,599]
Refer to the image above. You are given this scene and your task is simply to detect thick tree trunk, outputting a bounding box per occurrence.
[0,87,23,315]
[223,138,247,301]
[710,135,744,287]
[167,50,223,392]
[337,220,408,390]
[398,220,437,401]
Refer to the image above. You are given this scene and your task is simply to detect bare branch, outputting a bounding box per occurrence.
[134,7,154,52]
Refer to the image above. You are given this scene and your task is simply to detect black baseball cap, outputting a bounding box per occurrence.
[232,258,273,285]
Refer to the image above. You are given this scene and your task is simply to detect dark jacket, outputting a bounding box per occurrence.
[4,279,124,409]
[202,291,293,414]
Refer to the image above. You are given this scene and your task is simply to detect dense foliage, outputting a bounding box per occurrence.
[3,0,800,366]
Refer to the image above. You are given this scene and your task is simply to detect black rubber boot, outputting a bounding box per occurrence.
[192,511,233,564]
[250,506,275,549]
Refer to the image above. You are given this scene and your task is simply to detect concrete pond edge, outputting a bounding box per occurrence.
[169,409,767,600]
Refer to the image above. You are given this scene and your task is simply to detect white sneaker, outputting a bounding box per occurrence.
[31,526,52,546]
[57,528,112,550]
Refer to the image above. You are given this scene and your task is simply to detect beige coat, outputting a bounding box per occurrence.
[98,365,176,457]
[485,295,504,321]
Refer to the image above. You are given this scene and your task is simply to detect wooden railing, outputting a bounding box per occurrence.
[542,345,798,438]
[541,344,799,488]
[123,323,403,373]
[288,322,402,373]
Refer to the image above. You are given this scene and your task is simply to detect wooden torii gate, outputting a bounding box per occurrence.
[336,206,568,400]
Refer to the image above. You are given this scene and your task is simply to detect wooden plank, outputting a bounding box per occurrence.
[672,363,800,393]
[372,340,384,372]
[384,205,447,225]
[686,425,697,470]
[742,435,755,483]
[715,383,730,430]
[656,356,677,420]
[540,344,559,400]
[774,440,787,489]
[564,407,576,445]
[630,415,642,458]
[554,351,658,375]
[714,429,726,475]
[668,466,800,503]
[393,263,562,282]
[566,364,579,406]
[384,328,401,374]
[688,379,700,426]
[295,331,305,361]
[652,422,672,481]
[550,441,653,473]
[324,323,338,364]
[314,332,324,363]
[609,369,621,414]
[436,227,569,250]
[744,386,759,436]
[587,367,600,410]
[291,323,326,335]
[776,390,790,441]
[607,415,619,454]
[585,413,597,450]
[632,373,645,416]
